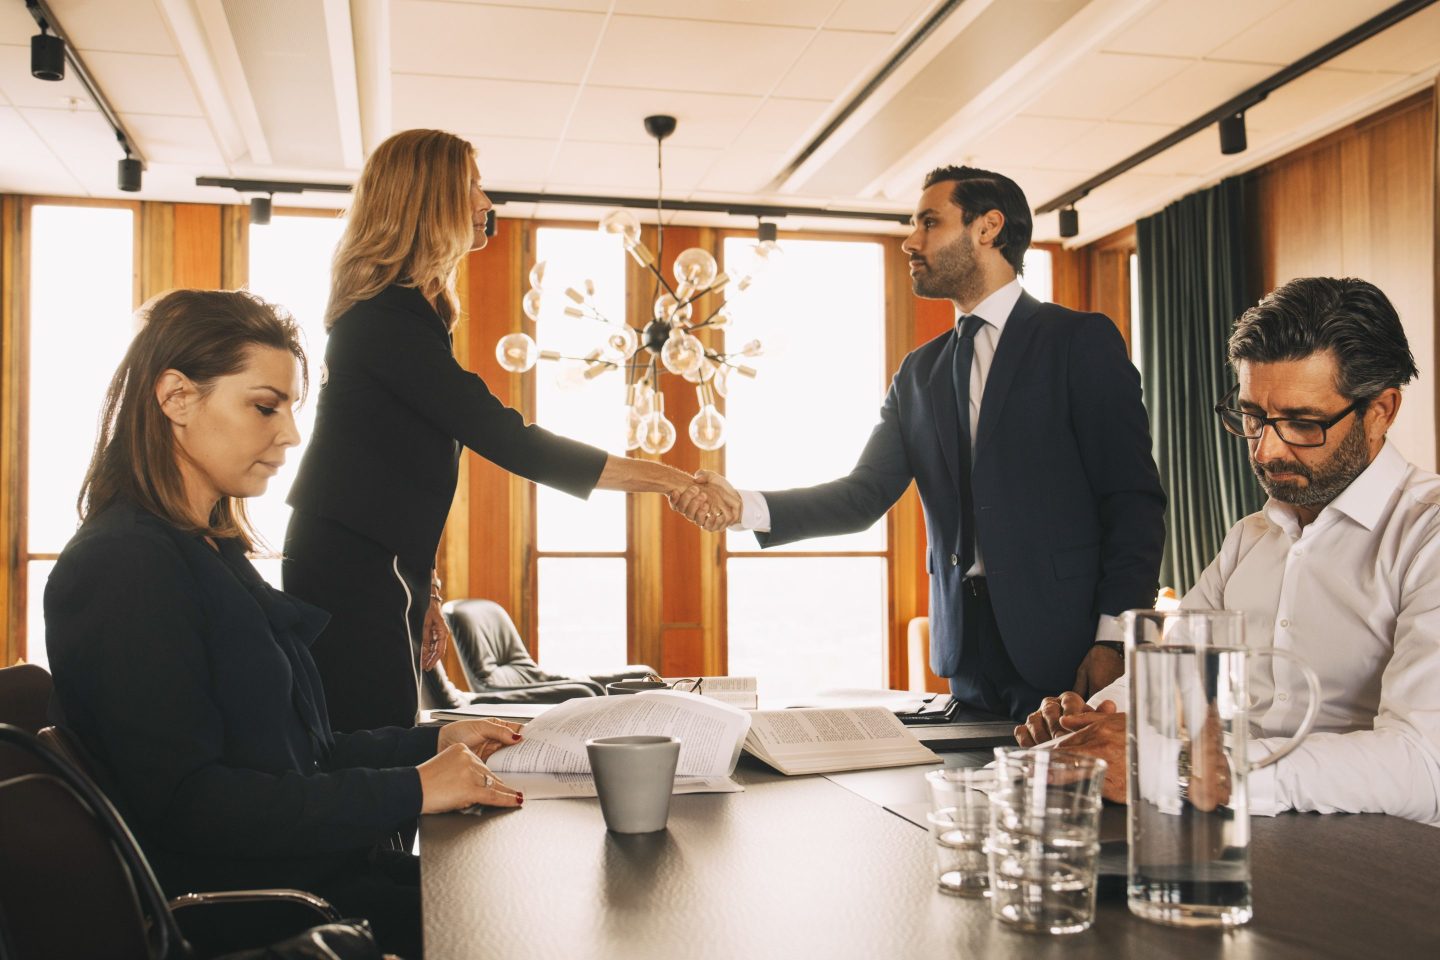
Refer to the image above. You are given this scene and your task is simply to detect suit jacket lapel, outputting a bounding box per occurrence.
[928,334,962,492]
[974,292,1042,459]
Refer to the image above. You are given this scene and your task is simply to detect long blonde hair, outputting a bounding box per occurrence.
[79,290,308,550]
[326,129,476,330]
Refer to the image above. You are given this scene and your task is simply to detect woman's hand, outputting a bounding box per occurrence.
[421,595,451,670]
[417,742,522,813]
[436,718,524,762]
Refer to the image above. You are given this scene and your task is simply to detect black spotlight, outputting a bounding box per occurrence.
[31,28,64,81]
[1058,205,1079,239]
[643,114,677,141]
[249,195,272,225]
[1218,111,1247,155]
[757,221,777,244]
[484,208,497,237]
[117,155,142,192]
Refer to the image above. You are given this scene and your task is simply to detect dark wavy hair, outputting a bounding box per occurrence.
[922,165,1033,275]
[1228,277,1417,405]
[78,289,307,550]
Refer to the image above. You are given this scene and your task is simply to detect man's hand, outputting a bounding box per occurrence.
[670,469,742,532]
[421,596,451,671]
[1071,644,1124,699]
[1050,711,1128,804]
[436,718,524,762]
[1015,691,1114,747]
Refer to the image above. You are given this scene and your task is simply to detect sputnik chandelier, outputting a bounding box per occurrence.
[494,114,779,453]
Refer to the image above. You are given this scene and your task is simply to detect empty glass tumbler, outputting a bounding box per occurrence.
[924,767,994,897]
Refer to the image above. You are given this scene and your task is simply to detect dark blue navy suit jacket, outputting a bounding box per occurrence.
[759,292,1166,691]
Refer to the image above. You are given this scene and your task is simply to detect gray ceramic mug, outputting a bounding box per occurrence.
[585,735,681,833]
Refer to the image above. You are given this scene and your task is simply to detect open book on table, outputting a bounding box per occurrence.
[480,690,752,800]
[662,675,759,709]
[742,705,940,776]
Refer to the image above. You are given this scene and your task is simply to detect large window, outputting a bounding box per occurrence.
[531,228,629,674]
[722,237,888,699]
[245,213,347,585]
[24,203,137,669]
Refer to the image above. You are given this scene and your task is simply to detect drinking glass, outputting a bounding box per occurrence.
[924,767,994,897]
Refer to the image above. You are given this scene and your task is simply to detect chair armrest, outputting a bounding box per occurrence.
[168,888,340,924]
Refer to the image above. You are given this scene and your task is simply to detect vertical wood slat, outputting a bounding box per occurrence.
[172,204,223,289]
[220,205,248,290]
[1,197,24,664]
[139,202,174,302]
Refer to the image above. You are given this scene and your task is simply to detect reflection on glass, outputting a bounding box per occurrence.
[246,214,347,583]
[727,557,886,700]
[721,238,886,553]
[536,557,627,676]
[27,206,136,554]
[534,228,628,553]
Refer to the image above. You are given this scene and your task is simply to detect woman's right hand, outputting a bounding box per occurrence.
[417,742,523,813]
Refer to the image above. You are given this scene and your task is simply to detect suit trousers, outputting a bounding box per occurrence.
[283,510,429,733]
[947,579,1050,723]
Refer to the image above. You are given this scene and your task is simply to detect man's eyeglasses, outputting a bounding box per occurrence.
[1213,385,1361,448]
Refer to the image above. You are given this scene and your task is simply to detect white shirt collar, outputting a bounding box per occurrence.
[954,276,1023,334]
[1263,439,1407,535]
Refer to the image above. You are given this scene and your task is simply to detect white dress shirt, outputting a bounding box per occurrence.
[1091,441,1440,824]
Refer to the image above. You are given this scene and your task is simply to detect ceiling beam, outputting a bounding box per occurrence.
[322,0,364,169]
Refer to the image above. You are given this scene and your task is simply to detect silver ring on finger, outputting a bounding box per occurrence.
[483,774,494,788]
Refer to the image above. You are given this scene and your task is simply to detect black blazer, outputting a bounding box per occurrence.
[288,283,609,568]
[760,293,1166,691]
[45,499,440,895]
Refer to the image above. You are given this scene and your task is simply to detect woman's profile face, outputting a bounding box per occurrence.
[469,162,492,252]
[166,345,302,513]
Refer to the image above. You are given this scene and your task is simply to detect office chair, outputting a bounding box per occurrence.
[424,599,655,707]
[0,664,53,735]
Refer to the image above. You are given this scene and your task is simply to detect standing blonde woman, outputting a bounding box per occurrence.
[285,129,702,733]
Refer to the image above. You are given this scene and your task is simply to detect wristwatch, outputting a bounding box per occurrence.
[1094,640,1126,656]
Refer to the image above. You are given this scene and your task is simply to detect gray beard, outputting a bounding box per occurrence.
[1251,414,1370,508]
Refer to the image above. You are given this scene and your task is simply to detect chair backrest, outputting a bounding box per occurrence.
[0,664,54,734]
[443,599,546,687]
[0,723,188,960]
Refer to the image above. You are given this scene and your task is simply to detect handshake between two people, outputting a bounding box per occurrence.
[665,469,742,533]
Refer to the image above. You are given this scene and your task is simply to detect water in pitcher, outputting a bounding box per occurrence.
[1127,643,1253,927]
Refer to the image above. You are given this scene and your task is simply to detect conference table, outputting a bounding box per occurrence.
[420,744,1440,959]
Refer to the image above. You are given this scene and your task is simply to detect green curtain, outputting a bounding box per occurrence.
[1136,176,1263,593]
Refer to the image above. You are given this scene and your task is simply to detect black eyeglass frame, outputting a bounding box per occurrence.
[1213,384,1364,448]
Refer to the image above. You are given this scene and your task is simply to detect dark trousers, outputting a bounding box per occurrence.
[284,511,429,733]
[947,578,1050,723]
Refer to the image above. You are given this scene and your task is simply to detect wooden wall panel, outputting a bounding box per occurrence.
[1,196,22,664]
[1248,89,1437,469]
[172,204,222,288]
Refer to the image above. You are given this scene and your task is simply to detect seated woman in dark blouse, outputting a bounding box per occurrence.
[45,289,522,958]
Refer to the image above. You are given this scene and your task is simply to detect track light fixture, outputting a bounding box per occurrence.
[30,24,64,81]
[1058,205,1079,239]
[1218,110,1248,155]
[757,221,778,244]
[249,195,273,225]
[117,149,141,192]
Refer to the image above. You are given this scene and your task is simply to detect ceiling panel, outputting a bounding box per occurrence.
[547,139,719,194]
[772,28,894,100]
[121,113,224,165]
[587,17,812,96]
[964,114,1097,167]
[1326,3,1440,74]
[1102,0,1290,59]
[0,43,100,110]
[391,1,606,84]
[1206,0,1397,66]
[1042,119,1174,172]
[1113,59,1275,125]
[0,3,35,37]
[48,0,177,56]
[468,135,553,189]
[827,0,935,34]
[565,86,763,148]
[1000,167,1091,210]
[1021,51,1191,122]
[0,105,82,194]
[613,0,838,29]
[392,75,578,139]
[19,105,125,191]
[1247,66,1411,134]
[696,147,787,193]
[730,97,831,153]
[84,51,202,117]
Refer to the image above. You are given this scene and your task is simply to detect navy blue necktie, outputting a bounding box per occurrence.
[952,315,985,571]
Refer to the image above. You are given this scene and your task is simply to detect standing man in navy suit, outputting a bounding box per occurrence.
[675,166,1166,721]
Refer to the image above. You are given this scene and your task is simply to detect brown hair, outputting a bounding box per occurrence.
[325,129,476,331]
[78,289,308,549]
